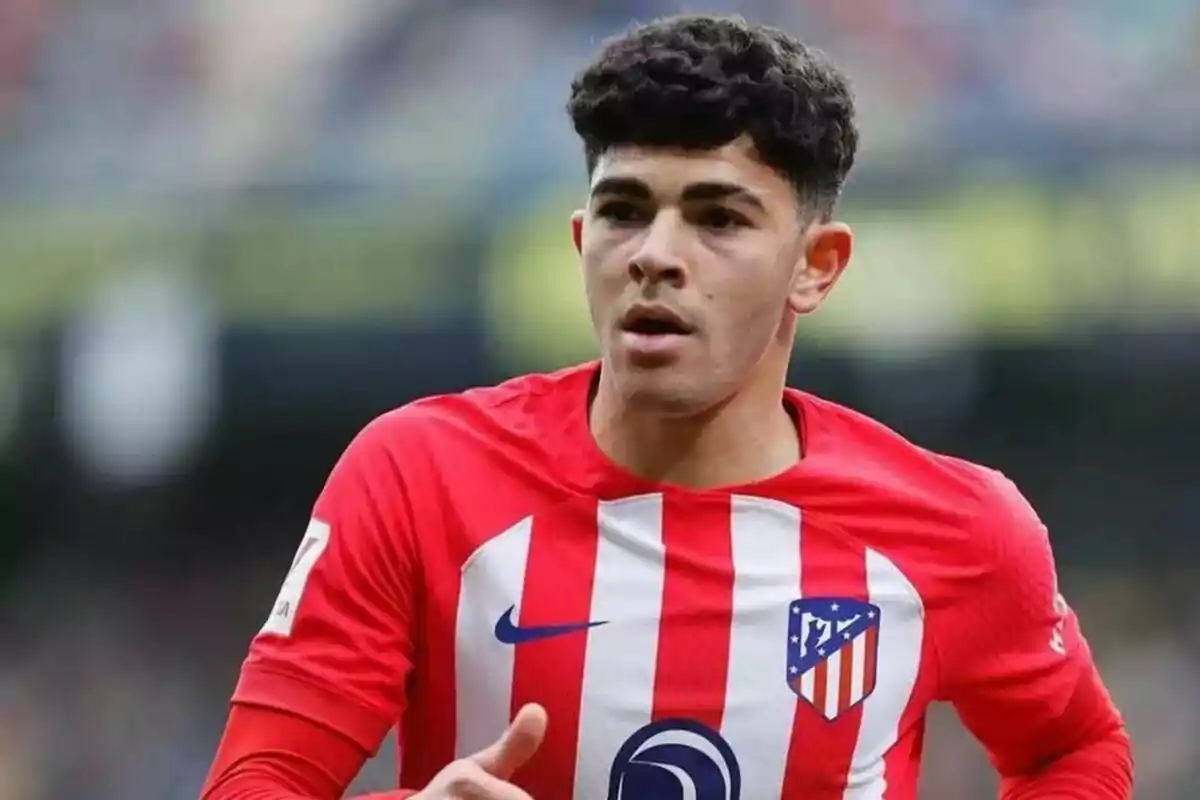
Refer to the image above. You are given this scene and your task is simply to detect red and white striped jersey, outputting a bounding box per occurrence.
[236,362,1119,800]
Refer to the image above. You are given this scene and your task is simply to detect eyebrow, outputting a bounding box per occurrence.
[590,177,767,213]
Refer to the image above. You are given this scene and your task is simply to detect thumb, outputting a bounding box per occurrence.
[469,703,548,779]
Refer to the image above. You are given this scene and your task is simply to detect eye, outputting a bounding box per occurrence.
[696,207,749,231]
[596,201,649,225]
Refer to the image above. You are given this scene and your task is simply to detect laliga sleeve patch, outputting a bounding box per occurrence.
[261,518,331,636]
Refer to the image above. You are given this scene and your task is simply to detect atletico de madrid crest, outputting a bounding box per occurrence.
[787,597,881,720]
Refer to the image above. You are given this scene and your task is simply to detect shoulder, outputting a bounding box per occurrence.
[313,363,593,553]
[329,364,594,510]
[353,362,593,454]
[792,389,1046,564]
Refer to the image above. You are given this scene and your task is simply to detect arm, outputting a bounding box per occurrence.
[200,705,414,800]
[937,474,1133,799]
[200,415,422,799]
[200,695,545,800]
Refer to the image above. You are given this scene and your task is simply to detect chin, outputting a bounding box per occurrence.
[610,363,716,417]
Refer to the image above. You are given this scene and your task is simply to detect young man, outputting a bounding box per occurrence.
[201,14,1132,800]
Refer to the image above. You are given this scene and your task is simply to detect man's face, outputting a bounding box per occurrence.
[573,138,850,414]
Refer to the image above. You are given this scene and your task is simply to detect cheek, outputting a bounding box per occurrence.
[723,305,780,359]
[580,241,625,318]
[706,258,790,356]
[583,232,637,283]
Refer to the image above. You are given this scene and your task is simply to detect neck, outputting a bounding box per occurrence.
[589,354,801,490]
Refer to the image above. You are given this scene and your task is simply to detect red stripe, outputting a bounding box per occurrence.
[780,518,869,798]
[880,714,926,800]
[839,640,856,713]
[812,660,829,716]
[509,499,600,798]
[400,554,459,789]
[650,493,734,730]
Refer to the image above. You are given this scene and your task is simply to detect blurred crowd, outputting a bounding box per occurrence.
[0,0,1196,194]
[1,2,1199,799]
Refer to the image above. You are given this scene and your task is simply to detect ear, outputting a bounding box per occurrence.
[788,221,852,315]
[570,210,585,254]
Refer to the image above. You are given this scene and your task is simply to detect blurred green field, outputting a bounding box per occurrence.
[4,166,1199,369]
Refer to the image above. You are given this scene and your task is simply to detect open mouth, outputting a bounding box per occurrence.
[623,317,690,336]
[618,306,694,361]
[620,306,694,337]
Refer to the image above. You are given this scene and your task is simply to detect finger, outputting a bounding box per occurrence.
[452,768,535,800]
[469,703,548,779]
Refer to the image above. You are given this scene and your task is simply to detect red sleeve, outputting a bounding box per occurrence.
[232,413,421,755]
[935,474,1133,798]
[199,704,417,799]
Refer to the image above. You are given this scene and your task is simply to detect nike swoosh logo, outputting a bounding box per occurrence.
[493,605,608,644]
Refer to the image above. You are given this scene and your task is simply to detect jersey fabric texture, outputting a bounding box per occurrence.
[231,361,1125,800]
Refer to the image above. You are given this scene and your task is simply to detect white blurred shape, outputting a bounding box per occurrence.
[61,267,217,487]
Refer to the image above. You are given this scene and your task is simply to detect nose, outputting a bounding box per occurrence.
[628,213,688,288]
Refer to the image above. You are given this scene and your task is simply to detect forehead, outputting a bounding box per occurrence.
[591,139,797,210]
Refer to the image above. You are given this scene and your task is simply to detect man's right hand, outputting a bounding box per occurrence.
[412,704,548,799]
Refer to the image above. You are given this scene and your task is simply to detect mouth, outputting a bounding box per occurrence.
[619,305,694,337]
[617,305,695,363]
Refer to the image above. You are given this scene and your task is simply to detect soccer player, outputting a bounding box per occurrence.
[200,13,1133,800]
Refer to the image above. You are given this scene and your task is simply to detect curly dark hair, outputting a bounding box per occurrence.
[567,14,858,216]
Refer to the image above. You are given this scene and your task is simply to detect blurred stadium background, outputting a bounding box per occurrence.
[0,1,1197,798]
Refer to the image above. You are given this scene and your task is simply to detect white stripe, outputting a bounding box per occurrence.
[799,658,816,700]
[825,648,843,719]
[850,635,867,704]
[573,495,666,800]
[721,495,803,800]
[453,516,534,758]
[843,548,925,800]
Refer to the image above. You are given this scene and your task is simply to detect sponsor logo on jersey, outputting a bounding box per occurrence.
[493,604,608,644]
[609,718,740,800]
